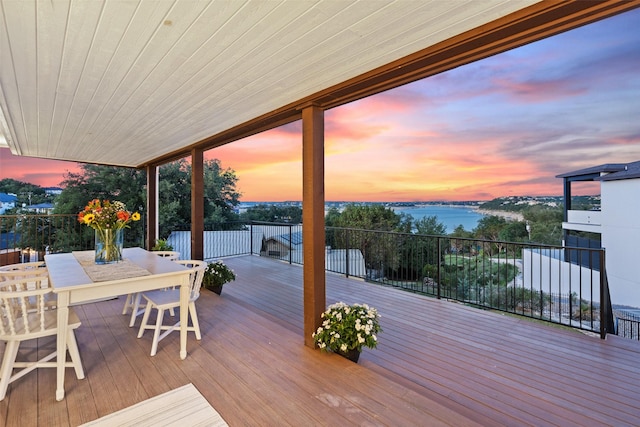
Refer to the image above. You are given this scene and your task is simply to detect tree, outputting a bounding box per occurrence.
[55,165,146,216]
[324,207,342,227]
[326,204,411,232]
[498,221,528,243]
[158,159,241,237]
[55,164,147,247]
[529,222,562,245]
[157,160,193,233]
[54,158,241,246]
[402,215,448,281]
[325,204,411,279]
[414,215,447,236]
[473,215,509,255]
[523,205,563,224]
[473,215,507,241]
[449,224,475,255]
[203,159,241,227]
[522,206,563,245]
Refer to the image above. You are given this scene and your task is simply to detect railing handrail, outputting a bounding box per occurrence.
[327,225,605,252]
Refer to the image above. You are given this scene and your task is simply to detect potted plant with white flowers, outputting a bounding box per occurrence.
[202,260,236,295]
[312,302,381,363]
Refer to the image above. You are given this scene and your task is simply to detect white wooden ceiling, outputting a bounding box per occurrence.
[1,0,544,167]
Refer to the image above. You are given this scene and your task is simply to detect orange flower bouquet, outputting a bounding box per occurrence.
[78,199,140,263]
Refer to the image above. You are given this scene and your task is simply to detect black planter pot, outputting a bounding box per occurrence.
[205,284,223,295]
[335,348,361,363]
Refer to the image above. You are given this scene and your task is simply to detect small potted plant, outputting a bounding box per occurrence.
[312,302,381,363]
[151,238,173,251]
[202,260,236,295]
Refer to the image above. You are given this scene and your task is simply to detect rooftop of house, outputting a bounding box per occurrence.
[556,160,640,182]
[24,203,55,210]
[556,163,628,179]
[0,193,18,203]
[598,160,640,181]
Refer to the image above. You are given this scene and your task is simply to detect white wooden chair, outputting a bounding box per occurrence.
[137,260,206,356]
[122,251,180,327]
[0,262,56,309]
[0,276,84,400]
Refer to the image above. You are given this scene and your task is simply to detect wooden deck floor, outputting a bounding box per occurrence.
[2,255,639,426]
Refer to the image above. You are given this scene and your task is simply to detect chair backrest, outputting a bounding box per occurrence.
[153,251,180,261]
[0,263,51,302]
[0,276,53,339]
[0,262,48,282]
[174,260,206,301]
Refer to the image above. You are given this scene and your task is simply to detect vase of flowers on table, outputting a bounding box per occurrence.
[78,199,141,264]
[312,302,382,363]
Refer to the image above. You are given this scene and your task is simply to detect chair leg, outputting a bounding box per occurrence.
[66,329,85,379]
[189,302,202,340]
[137,304,153,338]
[0,341,20,401]
[128,293,144,327]
[150,308,165,356]
[122,293,133,315]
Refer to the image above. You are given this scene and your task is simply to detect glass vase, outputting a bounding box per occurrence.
[95,228,124,264]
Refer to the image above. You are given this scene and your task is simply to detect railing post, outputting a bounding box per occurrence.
[289,224,293,265]
[600,249,605,339]
[600,249,613,339]
[250,222,254,255]
[345,228,350,278]
[437,237,441,300]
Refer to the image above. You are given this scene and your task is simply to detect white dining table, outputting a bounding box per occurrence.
[46,247,191,401]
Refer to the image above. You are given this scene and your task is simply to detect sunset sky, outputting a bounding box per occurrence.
[2,9,639,202]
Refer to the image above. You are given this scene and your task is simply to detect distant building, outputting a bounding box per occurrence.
[557,161,640,308]
[44,187,63,195]
[262,230,366,276]
[23,203,55,214]
[0,192,18,214]
[0,194,20,265]
[263,230,303,258]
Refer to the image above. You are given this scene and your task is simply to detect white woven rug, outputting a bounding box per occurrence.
[80,383,228,427]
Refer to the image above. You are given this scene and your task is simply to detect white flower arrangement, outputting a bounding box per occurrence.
[312,302,381,353]
[203,260,236,288]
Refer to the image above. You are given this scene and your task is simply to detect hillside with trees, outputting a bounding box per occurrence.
[0,178,53,209]
[479,195,599,212]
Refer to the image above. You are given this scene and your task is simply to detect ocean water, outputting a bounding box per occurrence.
[239,202,485,233]
[391,205,485,233]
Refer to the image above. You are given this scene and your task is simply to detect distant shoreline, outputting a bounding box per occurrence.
[474,207,524,221]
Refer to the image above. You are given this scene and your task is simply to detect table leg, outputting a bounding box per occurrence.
[180,273,189,360]
[56,292,71,401]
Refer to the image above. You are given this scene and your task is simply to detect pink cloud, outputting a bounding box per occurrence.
[493,77,587,103]
[0,148,81,187]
